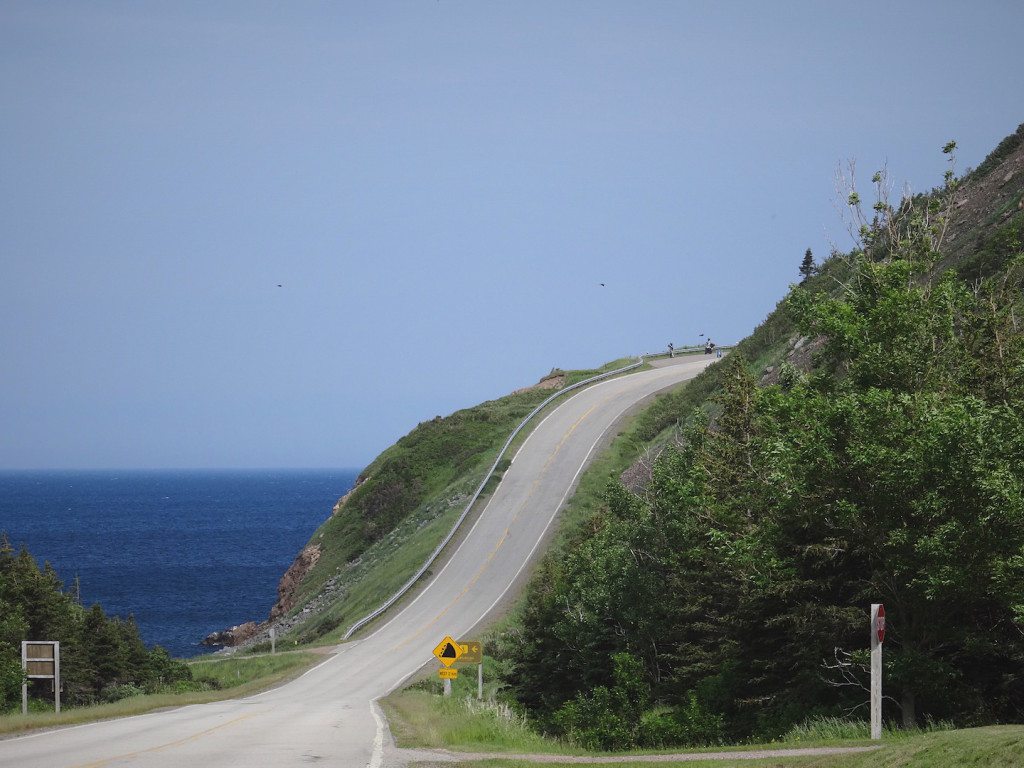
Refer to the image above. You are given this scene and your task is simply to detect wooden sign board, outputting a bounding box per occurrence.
[457,640,483,664]
[22,640,60,714]
[25,643,54,659]
[26,660,55,677]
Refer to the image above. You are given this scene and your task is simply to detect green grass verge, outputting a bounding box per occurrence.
[389,688,1024,766]
[0,650,319,736]
[408,726,1024,766]
[383,688,580,755]
[386,675,1024,766]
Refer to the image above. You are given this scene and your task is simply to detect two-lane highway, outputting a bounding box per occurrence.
[0,356,714,767]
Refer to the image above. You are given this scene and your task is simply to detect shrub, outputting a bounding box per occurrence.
[100,683,144,703]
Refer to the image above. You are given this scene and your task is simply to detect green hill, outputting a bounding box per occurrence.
[490,124,1024,748]
[254,357,642,647]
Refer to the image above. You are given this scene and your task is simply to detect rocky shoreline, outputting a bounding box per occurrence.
[200,540,342,652]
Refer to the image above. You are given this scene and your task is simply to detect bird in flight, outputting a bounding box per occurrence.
[599,283,605,287]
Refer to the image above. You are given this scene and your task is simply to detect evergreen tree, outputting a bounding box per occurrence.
[799,247,815,281]
[0,535,192,709]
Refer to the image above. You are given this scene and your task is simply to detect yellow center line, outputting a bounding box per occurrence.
[388,398,606,653]
[71,711,259,768]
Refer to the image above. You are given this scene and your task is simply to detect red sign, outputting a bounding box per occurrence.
[876,604,886,644]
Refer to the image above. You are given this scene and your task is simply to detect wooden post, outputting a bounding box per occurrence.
[871,604,882,740]
[54,642,60,714]
[270,626,276,655]
[21,642,27,716]
[443,678,451,697]
[477,663,483,700]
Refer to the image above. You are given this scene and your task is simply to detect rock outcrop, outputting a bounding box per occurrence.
[202,621,260,647]
[269,542,322,621]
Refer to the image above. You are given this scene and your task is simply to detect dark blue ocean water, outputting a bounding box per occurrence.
[0,469,358,658]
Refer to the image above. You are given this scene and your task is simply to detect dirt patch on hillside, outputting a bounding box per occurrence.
[513,373,566,395]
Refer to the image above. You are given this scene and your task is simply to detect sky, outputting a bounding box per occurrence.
[2,1,1022,470]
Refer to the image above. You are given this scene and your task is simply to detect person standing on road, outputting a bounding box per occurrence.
[668,342,674,358]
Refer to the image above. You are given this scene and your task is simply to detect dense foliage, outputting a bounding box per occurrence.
[497,147,1024,747]
[0,536,193,711]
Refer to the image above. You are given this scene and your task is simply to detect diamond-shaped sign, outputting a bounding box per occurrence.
[432,635,464,667]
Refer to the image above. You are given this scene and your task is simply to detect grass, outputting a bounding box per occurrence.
[186,648,320,688]
[387,689,1024,767]
[404,726,1024,766]
[275,355,655,645]
[294,492,474,644]
[0,650,319,736]
[383,687,579,755]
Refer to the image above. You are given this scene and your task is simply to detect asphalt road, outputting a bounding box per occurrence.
[0,356,714,768]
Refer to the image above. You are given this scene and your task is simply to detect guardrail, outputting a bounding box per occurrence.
[645,344,733,358]
[342,356,646,640]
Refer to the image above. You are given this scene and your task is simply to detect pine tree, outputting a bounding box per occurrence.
[799,247,815,282]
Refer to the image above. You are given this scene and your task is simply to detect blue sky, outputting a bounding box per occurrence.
[2,1,1022,470]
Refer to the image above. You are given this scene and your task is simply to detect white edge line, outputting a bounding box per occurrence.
[368,699,386,768]
[379,396,641,697]
[3,647,355,743]
[377,367,707,697]
[243,642,355,699]
[343,358,645,638]
[357,373,631,644]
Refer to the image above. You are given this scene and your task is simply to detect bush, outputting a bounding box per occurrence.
[638,693,724,748]
[638,707,679,747]
[100,683,144,703]
[553,686,636,750]
[161,679,211,695]
[552,652,649,750]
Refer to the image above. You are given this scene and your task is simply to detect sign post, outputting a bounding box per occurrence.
[870,604,885,740]
[457,640,484,701]
[22,641,60,715]
[433,635,464,697]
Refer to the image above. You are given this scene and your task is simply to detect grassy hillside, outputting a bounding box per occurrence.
[264,357,642,646]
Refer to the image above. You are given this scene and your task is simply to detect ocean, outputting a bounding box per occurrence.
[0,469,358,658]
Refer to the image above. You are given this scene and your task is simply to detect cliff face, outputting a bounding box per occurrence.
[942,123,1024,280]
[269,543,322,621]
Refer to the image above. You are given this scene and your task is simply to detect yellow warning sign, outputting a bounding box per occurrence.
[438,668,458,680]
[432,635,464,667]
